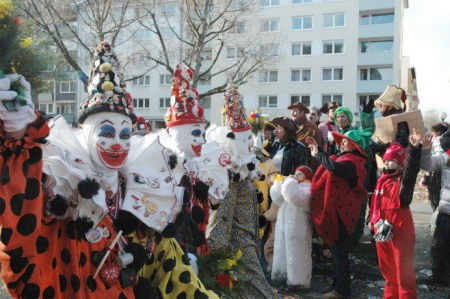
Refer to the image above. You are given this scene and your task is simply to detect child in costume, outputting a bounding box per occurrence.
[270,166,313,290]
[368,131,423,299]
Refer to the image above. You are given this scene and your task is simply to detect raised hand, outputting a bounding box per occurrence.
[421,133,433,149]
[305,136,318,157]
[409,128,422,148]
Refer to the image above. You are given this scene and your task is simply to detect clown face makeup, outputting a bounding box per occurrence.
[83,113,132,171]
[233,129,254,150]
[168,123,206,159]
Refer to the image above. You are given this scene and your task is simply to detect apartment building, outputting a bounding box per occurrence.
[39,0,408,128]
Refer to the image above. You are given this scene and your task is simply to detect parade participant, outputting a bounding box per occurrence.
[318,101,341,154]
[420,129,450,287]
[307,106,321,126]
[270,166,313,291]
[306,130,368,299]
[206,83,276,298]
[374,85,406,117]
[369,132,423,299]
[133,116,150,136]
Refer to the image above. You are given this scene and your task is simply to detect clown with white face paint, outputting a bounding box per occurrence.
[168,123,206,159]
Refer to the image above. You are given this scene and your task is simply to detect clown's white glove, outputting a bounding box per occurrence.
[0,73,36,133]
[374,219,393,242]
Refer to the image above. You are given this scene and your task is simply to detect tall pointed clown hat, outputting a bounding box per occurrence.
[221,82,251,132]
[78,40,135,124]
[164,64,206,127]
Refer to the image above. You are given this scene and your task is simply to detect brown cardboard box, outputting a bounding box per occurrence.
[373,109,425,168]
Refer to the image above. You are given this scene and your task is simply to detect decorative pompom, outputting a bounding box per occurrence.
[74,216,94,236]
[99,62,112,73]
[256,190,264,204]
[168,154,178,170]
[101,81,114,91]
[78,178,100,199]
[259,215,268,228]
[191,206,205,223]
[161,223,176,238]
[134,277,158,299]
[247,162,255,171]
[124,243,146,271]
[192,229,206,247]
[226,132,235,139]
[193,181,209,201]
[114,210,141,235]
[49,194,69,216]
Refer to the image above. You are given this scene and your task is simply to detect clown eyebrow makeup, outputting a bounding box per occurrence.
[100,120,114,125]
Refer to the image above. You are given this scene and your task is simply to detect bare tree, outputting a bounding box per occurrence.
[422,109,442,131]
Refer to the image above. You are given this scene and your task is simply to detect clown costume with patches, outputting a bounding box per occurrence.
[270,166,313,290]
[206,83,277,299]
[369,132,423,299]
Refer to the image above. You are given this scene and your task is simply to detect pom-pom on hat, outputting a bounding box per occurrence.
[164,64,206,127]
[334,106,353,124]
[296,166,313,181]
[78,41,135,124]
[221,82,251,132]
[383,142,406,166]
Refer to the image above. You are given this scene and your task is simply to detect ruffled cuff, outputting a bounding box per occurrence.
[0,112,49,154]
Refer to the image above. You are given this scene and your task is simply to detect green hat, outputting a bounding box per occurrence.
[331,130,366,156]
[334,106,353,124]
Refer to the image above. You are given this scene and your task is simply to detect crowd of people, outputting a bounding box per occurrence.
[1,5,450,299]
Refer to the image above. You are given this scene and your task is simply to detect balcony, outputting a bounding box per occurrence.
[359,0,394,12]
[358,52,393,66]
[359,24,394,39]
[357,80,391,94]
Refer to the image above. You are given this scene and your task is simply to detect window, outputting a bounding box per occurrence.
[132,75,151,86]
[133,98,150,108]
[259,70,278,83]
[159,27,176,38]
[260,0,280,7]
[323,13,345,28]
[360,13,394,26]
[259,44,279,57]
[322,68,343,81]
[201,49,212,61]
[229,21,246,34]
[60,81,76,93]
[159,74,171,85]
[359,95,379,107]
[260,18,279,32]
[293,0,313,4]
[291,69,311,82]
[259,95,278,108]
[291,95,310,106]
[161,4,177,15]
[360,40,393,53]
[323,40,344,54]
[226,46,244,59]
[198,96,211,109]
[322,95,343,105]
[359,68,393,81]
[291,42,312,56]
[39,103,54,114]
[135,29,151,40]
[159,97,171,108]
[292,16,313,30]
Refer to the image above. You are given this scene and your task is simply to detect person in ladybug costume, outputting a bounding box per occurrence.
[368,130,424,299]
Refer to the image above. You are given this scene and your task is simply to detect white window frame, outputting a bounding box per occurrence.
[292,0,313,4]
[258,95,278,108]
[291,69,312,82]
[135,29,151,40]
[292,16,313,30]
[133,98,150,109]
[260,0,280,8]
[323,13,345,28]
[60,81,76,93]
[322,67,344,81]
[260,18,279,32]
[259,70,278,84]
[226,46,244,59]
[291,95,311,106]
[132,75,151,86]
[360,40,393,53]
[359,67,393,81]
[259,44,279,57]
[159,97,171,108]
[322,94,343,106]
[360,12,394,26]
[291,42,312,56]
[229,21,246,34]
[159,74,171,85]
[322,40,345,54]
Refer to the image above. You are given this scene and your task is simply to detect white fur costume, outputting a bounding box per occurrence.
[270,177,312,287]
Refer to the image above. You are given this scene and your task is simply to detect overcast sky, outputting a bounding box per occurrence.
[403,0,450,120]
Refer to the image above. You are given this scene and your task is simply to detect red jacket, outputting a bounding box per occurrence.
[311,152,367,245]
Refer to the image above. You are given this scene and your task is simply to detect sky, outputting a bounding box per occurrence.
[403,0,450,120]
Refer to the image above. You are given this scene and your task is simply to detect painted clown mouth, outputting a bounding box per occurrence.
[97,144,129,168]
[191,144,202,157]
